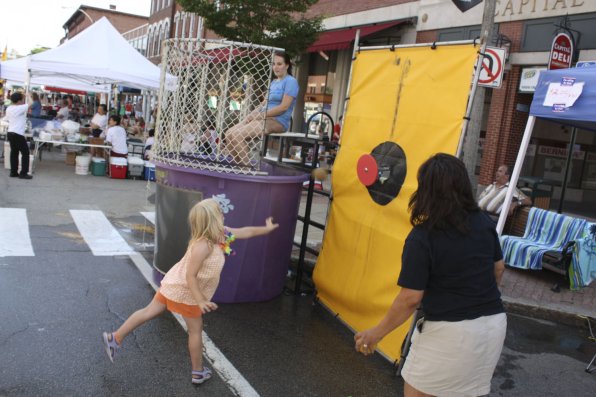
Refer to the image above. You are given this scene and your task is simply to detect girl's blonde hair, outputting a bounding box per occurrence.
[187,198,224,247]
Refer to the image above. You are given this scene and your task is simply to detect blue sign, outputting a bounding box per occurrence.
[575,61,596,68]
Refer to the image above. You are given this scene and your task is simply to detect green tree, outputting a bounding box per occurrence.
[177,0,322,57]
[29,47,50,55]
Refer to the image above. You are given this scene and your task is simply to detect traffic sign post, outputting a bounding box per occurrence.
[478,46,506,88]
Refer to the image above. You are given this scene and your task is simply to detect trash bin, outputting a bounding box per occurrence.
[153,161,309,303]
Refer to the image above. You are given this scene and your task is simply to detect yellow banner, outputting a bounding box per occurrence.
[313,44,478,361]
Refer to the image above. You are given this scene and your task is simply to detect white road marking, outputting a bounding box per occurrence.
[128,253,259,397]
[70,210,134,256]
[141,211,155,225]
[0,208,35,257]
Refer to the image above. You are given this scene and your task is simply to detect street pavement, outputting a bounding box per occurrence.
[0,148,595,396]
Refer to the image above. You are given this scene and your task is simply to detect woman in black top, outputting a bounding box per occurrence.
[355,153,506,397]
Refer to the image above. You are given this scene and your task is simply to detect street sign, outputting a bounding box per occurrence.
[548,32,573,70]
[478,47,506,88]
[576,61,596,68]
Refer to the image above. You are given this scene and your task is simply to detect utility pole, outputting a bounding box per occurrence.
[463,0,497,190]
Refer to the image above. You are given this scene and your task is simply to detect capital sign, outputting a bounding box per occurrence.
[548,32,573,70]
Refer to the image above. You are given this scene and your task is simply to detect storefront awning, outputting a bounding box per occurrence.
[307,20,405,53]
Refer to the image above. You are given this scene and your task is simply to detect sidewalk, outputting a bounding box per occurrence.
[293,186,596,327]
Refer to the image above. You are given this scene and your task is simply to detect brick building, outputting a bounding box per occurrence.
[142,0,595,217]
[61,5,148,43]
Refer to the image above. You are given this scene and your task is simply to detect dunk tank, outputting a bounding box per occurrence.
[152,39,308,303]
[313,41,481,363]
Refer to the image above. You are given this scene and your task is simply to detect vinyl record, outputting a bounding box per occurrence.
[365,141,407,206]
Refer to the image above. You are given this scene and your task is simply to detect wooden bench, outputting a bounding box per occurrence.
[500,207,587,284]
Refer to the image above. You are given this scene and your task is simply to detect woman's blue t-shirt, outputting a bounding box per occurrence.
[266,75,299,130]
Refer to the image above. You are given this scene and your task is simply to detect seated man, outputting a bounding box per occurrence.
[478,164,532,221]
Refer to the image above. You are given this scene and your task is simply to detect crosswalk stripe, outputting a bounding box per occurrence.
[70,210,134,256]
[0,208,34,257]
[141,211,155,225]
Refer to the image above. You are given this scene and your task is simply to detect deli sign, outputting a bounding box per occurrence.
[548,32,574,70]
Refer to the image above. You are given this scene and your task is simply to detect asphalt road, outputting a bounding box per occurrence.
[0,149,595,396]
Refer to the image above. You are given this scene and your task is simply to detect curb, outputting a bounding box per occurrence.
[502,296,595,328]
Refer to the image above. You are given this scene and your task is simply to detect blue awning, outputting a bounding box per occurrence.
[530,66,596,132]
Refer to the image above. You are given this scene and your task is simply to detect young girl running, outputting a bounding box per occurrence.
[102,198,278,385]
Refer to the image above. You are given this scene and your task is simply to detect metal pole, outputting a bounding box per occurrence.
[497,116,536,235]
[462,0,497,186]
[557,127,577,214]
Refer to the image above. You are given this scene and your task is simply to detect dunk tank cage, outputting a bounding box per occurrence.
[152,39,309,303]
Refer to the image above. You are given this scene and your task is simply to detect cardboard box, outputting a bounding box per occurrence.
[89,137,105,157]
[66,151,77,165]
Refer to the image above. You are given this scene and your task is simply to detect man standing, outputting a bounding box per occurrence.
[5,92,32,179]
[478,164,531,220]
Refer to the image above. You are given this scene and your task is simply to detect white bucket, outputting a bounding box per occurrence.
[75,155,91,175]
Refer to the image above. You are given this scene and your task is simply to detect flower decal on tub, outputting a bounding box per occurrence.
[212,194,235,214]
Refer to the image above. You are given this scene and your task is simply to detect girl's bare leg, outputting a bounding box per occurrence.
[183,315,205,371]
[113,296,166,343]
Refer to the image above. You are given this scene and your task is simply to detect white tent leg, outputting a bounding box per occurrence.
[497,115,536,235]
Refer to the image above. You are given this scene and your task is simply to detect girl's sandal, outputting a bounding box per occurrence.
[191,367,212,385]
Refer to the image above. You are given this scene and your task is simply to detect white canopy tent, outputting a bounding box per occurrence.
[0,56,110,93]
[0,17,162,91]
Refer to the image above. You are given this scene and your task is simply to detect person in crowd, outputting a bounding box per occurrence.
[5,92,33,179]
[225,51,299,163]
[129,116,145,139]
[89,104,108,138]
[134,99,143,119]
[144,128,155,160]
[102,198,279,385]
[355,153,506,397]
[105,115,128,158]
[29,92,42,117]
[56,98,70,120]
[332,115,342,144]
[478,164,531,221]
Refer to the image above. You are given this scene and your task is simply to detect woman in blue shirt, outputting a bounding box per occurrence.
[225,51,299,164]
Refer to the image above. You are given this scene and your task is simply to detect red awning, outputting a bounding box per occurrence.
[44,86,89,95]
[307,21,404,53]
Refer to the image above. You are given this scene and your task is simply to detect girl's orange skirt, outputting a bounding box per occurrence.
[155,290,202,318]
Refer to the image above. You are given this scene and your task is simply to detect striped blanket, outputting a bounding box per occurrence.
[569,223,596,290]
[500,207,587,271]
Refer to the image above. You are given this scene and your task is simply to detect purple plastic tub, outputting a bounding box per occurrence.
[152,161,309,303]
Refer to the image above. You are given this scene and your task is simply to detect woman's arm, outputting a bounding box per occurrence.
[354,287,424,355]
[226,217,279,240]
[494,259,505,286]
[263,94,294,118]
[186,240,219,313]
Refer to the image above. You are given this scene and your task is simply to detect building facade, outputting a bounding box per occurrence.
[61,5,148,43]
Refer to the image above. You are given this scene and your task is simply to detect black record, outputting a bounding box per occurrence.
[366,141,407,206]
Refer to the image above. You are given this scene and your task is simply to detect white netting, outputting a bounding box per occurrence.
[152,39,281,175]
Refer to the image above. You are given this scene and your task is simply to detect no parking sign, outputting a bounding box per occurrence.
[478,47,506,88]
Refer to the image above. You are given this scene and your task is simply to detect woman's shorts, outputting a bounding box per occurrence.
[155,290,202,318]
[401,312,506,397]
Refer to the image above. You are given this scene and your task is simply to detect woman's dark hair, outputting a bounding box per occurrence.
[274,51,292,76]
[10,92,23,103]
[148,128,155,137]
[409,153,479,234]
[31,92,40,101]
[97,104,107,113]
[110,115,121,125]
